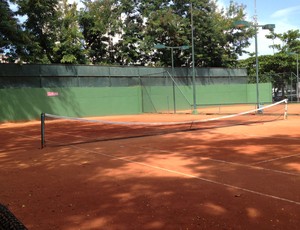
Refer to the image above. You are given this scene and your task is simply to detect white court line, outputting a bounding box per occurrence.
[70,144,300,206]
[211,131,300,166]
[251,153,300,166]
[6,129,300,176]
[41,137,299,206]
[17,128,300,177]
[137,146,300,177]
[5,130,300,206]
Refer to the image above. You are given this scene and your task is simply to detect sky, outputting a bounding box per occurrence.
[218,0,300,58]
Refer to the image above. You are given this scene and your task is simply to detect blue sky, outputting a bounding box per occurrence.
[218,0,300,58]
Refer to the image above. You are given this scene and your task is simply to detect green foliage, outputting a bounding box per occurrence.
[15,0,60,63]
[239,54,290,81]
[268,29,300,54]
[0,0,27,62]
[116,0,145,65]
[79,0,120,64]
[200,0,253,67]
[240,29,300,98]
[3,0,254,66]
[53,0,87,64]
[13,0,87,64]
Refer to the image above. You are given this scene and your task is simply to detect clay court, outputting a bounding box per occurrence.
[0,103,299,230]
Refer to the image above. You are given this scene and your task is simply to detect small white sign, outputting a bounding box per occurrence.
[47,92,59,97]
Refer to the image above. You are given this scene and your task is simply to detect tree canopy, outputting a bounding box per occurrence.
[0,0,27,62]
[1,0,256,67]
[238,29,300,99]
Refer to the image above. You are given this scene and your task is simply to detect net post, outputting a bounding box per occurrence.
[41,113,45,149]
[284,99,288,120]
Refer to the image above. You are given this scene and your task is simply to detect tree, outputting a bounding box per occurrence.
[53,0,87,64]
[16,0,87,64]
[0,0,27,62]
[142,0,252,68]
[114,0,146,65]
[210,0,255,67]
[142,1,191,67]
[5,0,254,66]
[79,0,120,65]
[267,29,300,54]
[16,0,60,63]
[239,29,300,99]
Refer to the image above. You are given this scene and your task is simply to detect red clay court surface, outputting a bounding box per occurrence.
[0,104,299,230]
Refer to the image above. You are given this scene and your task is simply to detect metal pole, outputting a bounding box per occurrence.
[297,54,299,102]
[290,73,293,102]
[254,27,260,111]
[253,0,260,111]
[191,3,197,114]
[171,47,174,75]
[41,113,45,149]
[171,47,176,113]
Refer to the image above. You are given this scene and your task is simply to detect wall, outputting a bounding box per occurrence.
[141,83,272,113]
[0,64,272,122]
[0,87,141,122]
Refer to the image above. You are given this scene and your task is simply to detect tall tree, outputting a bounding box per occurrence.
[0,0,27,62]
[239,30,300,95]
[79,0,120,64]
[142,0,252,68]
[267,29,300,54]
[251,30,300,98]
[237,29,298,81]
[16,0,86,63]
[208,0,254,67]
[16,0,60,63]
[142,1,190,67]
[115,0,146,65]
[5,0,254,66]
[53,0,87,64]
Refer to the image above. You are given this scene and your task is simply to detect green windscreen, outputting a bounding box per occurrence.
[140,72,192,113]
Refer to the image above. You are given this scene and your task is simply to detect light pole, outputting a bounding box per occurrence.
[234,21,275,110]
[154,44,189,74]
[154,44,189,113]
[297,53,299,102]
[190,3,197,114]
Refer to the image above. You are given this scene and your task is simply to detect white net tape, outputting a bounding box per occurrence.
[44,99,288,126]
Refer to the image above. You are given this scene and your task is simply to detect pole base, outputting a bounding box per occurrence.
[192,109,198,115]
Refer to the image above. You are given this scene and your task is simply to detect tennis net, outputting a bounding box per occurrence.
[41,99,288,148]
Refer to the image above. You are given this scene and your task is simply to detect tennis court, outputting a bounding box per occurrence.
[0,102,299,229]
